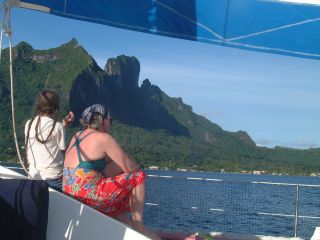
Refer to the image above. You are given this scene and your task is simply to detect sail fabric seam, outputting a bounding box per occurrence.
[51,10,320,57]
[52,11,164,33]
[63,0,68,13]
[155,0,223,40]
[51,10,224,43]
[226,17,320,42]
[51,5,223,42]
[19,0,320,44]
[228,41,320,58]
[14,1,320,59]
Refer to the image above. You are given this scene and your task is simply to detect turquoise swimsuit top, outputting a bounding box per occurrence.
[68,130,106,172]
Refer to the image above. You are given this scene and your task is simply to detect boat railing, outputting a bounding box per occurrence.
[145,173,320,239]
[251,181,320,238]
[2,164,319,239]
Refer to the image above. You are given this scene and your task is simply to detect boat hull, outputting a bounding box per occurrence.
[0,165,149,240]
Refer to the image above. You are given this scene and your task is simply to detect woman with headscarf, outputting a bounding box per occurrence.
[63,104,159,239]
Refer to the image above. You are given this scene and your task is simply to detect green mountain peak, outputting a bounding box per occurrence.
[0,40,319,175]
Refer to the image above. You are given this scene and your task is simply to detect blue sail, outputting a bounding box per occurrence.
[15,0,320,59]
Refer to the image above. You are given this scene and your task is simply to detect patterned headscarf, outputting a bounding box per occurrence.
[81,104,106,123]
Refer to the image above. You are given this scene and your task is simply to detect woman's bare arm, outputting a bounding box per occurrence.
[102,134,139,173]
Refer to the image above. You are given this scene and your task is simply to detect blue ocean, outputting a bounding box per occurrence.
[144,170,320,239]
[3,163,319,239]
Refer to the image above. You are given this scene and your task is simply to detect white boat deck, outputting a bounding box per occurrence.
[0,165,150,240]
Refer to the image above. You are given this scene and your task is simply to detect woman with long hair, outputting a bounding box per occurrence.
[63,104,160,240]
[25,89,74,191]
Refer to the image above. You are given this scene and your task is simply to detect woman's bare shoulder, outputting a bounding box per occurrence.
[93,131,113,140]
[94,132,120,148]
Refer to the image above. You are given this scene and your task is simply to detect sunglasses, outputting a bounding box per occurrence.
[105,111,113,125]
[107,117,113,125]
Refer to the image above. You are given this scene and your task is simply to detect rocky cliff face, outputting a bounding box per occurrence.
[233,130,256,147]
[5,39,290,172]
[104,55,140,91]
[68,52,257,146]
[70,69,98,108]
[1,40,259,150]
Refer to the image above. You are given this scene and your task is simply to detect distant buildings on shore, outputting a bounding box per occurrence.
[310,172,320,177]
[147,165,320,177]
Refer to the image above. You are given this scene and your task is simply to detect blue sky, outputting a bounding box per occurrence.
[3,7,320,149]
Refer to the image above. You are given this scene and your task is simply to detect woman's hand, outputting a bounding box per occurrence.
[102,135,140,173]
[63,111,75,128]
[126,153,140,170]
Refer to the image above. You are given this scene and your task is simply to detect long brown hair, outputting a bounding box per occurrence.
[26,90,60,145]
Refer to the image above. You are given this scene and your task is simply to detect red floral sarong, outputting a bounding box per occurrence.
[63,167,146,217]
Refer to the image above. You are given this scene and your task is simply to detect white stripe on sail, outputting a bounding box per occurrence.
[227,17,320,42]
[155,0,224,40]
[227,41,320,58]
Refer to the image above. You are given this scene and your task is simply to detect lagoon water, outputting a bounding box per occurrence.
[3,163,319,238]
[144,170,320,239]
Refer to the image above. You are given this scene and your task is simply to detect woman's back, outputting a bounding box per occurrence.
[25,115,65,179]
[64,129,110,169]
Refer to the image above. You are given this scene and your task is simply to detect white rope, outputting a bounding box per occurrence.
[0,4,5,64]
[0,30,3,63]
[1,2,31,178]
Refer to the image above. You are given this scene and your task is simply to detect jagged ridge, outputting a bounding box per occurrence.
[0,39,319,175]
